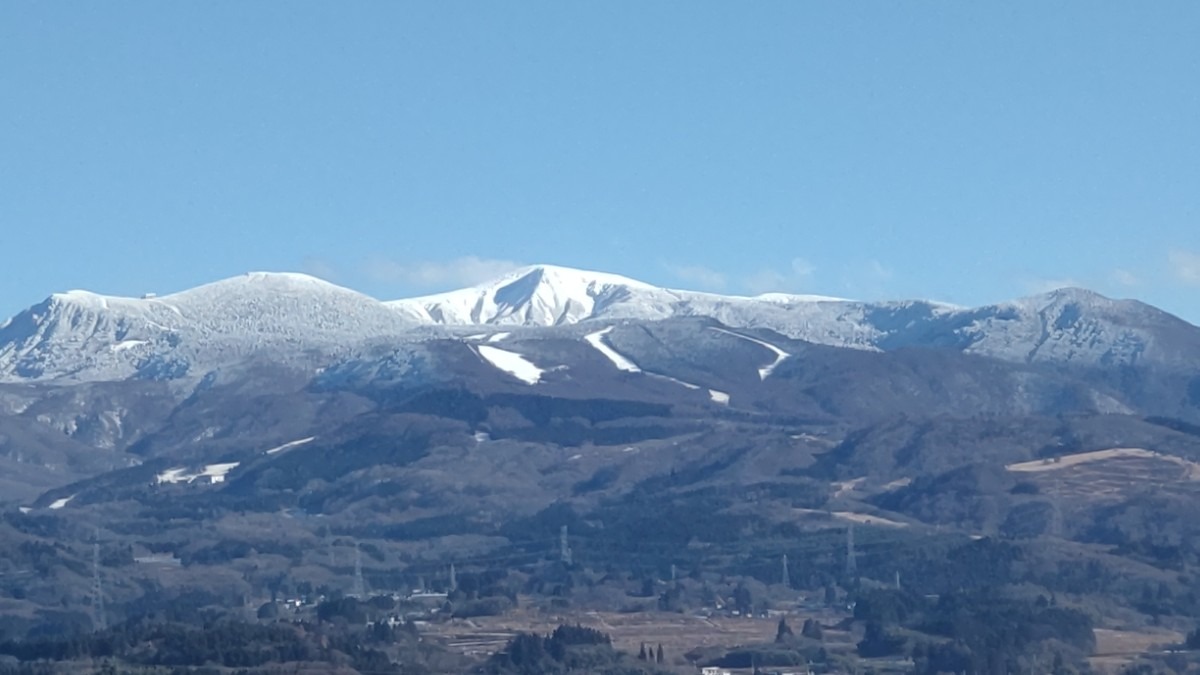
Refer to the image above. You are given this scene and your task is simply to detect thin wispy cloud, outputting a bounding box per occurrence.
[1022,277,1085,295]
[300,256,339,282]
[663,263,728,291]
[1169,250,1200,285]
[1110,268,1140,288]
[742,258,815,295]
[837,258,895,299]
[365,255,525,289]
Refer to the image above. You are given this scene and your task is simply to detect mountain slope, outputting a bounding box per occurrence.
[386,263,852,327]
[3,265,1200,385]
[388,265,1200,371]
[0,272,417,382]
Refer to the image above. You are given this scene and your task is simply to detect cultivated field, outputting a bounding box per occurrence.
[421,605,852,667]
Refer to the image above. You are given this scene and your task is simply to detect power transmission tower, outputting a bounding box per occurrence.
[559,525,572,566]
[845,525,857,578]
[1050,479,1063,538]
[781,554,790,588]
[91,530,106,631]
[670,564,677,583]
[449,563,457,593]
[895,570,901,590]
[352,543,365,598]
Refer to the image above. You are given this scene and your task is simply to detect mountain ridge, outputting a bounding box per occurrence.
[2,264,1198,384]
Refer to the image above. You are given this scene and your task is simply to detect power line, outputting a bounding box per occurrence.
[560,525,572,566]
[352,542,366,598]
[845,524,857,578]
[92,529,106,631]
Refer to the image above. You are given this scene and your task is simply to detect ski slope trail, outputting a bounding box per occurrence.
[475,345,545,384]
[586,328,730,404]
[584,327,641,373]
[709,327,791,379]
[265,437,316,456]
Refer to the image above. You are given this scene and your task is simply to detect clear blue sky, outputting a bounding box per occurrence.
[3,2,1199,322]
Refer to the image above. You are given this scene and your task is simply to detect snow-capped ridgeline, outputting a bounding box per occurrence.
[386,264,855,329]
[387,265,668,326]
[1,264,1197,383]
[0,272,417,382]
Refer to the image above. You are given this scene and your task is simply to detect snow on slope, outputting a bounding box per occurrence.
[386,266,1200,370]
[265,436,316,456]
[710,327,790,379]
[586,327,729,403]
[388,265,668,326]
[645,372,730,405]
[4,264,1197,385]
[386,265,854,332]
[584,327,641,372]
[156,461,241,485]
[475,345,545,384]
[0,272,417,382]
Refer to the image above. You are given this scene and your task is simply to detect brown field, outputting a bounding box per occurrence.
[420,605,852,665]
[1089,627,1184,674]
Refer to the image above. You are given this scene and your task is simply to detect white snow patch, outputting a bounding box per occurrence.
[18,507,31,514]
[48,495,74,510]
[646,372,698,389]
[476,345,544,384]
[486,332,511,343]
[833,477,866,497]
[473,432,491,443]
[584,327,641,373]
[643,371,728,405]
[568,453,583,461]
[156,468,190,484]
[265,436,316,455]
[111,339,148,352]
[156,462,241,485]
[463,333,489,341]
[201,462,240,483]
[709,327,791,379]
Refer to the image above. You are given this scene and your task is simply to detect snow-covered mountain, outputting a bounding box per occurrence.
[388,265,1200,368]
[386,264,845,326]
[2,264,1198,384]
[0,272,416,382]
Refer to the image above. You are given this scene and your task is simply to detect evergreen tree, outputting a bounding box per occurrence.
[656,643,664,664]
[775,617,794,643]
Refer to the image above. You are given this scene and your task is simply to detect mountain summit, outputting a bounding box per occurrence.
[0,272,415,382]
[385,263,845,327]
[386,264,674,326]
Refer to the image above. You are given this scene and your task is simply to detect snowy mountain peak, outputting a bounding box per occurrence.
[0,272,416,382]
[386,264,667,326]
[3,265,1199,384]
[495,264,657,291]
